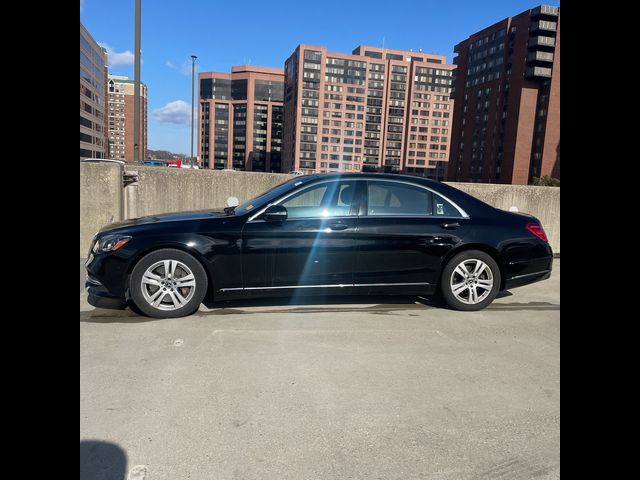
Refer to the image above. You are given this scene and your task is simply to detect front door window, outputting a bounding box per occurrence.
[280,180,357,218]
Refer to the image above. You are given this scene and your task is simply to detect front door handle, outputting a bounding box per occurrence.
[441,222,460,229]
[328,223,349,231]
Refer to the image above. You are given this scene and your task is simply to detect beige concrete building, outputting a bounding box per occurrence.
[107,75,148,162]
[283,44,455,179]
[80,22,108,159]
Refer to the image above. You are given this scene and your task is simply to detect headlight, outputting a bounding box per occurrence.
[94,234,131,253]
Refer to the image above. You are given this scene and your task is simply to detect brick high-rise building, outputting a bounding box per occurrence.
[447,5,560,184]
[282,45,455,179]
[107,75,148,162]
[198,66,284,172]
[80,22,108,160]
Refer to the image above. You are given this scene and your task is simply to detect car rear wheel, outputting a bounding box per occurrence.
[441,250,501,311]
[129,249,208,318]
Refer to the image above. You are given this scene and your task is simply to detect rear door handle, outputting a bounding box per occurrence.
[328,223,349,231]
[441,222,460,229]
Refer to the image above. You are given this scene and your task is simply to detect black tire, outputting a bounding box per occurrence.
[440,250,501,311]
[129,249,208,318]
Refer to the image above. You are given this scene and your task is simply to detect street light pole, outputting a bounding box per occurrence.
[190,54,197,167]
[133,0,141,163]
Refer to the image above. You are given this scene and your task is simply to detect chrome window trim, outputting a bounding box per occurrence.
[249,214,465,223]
[357,215,467,220]
[247,176,469,222]
[248,215,355,224]
[247,178,358,222]
[219,282,430,292]
[364,178,470,218]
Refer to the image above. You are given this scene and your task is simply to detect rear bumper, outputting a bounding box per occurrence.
[503,248,553,290]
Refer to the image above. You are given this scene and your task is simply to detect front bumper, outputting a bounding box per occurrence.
[84,239,133,309]
[85,273,128,309]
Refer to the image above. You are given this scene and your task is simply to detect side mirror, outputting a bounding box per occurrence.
[264,204,288,222]
[226,196,239,207]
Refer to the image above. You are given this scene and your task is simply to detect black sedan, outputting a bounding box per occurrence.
[85,173,553,318]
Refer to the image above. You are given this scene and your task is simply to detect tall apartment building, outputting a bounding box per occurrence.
[447,5,560,184]
[282,44,455,179]
[107,75,148,162]
[198,66,284,172]
[80,22,108,159]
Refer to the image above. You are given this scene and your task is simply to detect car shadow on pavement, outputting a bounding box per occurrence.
[80,292,557,323]
[203,294,558,315]
[496,290,514,299]
[80,295,444,323]
[80,440,127,480]
[80,307,153,323]
[204,294,441,309]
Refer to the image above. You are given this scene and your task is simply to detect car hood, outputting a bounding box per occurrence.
[99,209,229,232]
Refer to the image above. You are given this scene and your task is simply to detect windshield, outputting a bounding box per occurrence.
[233,177,311,215]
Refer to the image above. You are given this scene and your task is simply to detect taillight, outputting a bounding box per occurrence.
[526,223,548,243]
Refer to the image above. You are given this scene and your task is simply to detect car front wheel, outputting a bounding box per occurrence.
[129,249,208,318]
[440,250,501,311]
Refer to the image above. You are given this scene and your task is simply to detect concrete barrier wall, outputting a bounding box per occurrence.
[80,163,560,256]
[445,182,560,253]
[80,163,123,256]
[124,166,292,219]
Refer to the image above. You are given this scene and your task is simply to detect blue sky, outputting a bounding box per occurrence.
[80,0,559,156]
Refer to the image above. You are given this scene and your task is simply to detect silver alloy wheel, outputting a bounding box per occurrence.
[140,260,197,311]
[449,259,494,305]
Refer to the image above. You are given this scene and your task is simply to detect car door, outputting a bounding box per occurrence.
[241,179,361,291]
[353,179,470,293]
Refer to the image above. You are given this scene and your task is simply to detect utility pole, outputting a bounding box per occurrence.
[133,0,141,163]
[190,54,197,167]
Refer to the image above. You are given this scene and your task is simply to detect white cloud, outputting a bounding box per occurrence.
[179,61,199,76]
[99,43,135,68]
[166,59,199,75]
[152,100,192,125]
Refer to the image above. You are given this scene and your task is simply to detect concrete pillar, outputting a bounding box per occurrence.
[124,184,138,220]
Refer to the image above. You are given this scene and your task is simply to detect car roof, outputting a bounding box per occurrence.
[296,172,494,216]
[300,172,442,187]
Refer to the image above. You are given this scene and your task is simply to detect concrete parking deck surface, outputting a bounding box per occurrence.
[80,261,560,480]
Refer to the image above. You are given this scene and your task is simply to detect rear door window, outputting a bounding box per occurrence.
[432,192,463,217]
[366,181,432,216]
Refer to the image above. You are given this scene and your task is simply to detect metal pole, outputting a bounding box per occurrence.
[191,55,197,167]
[133,0,141,163]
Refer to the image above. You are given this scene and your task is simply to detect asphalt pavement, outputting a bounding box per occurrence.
[80,259,560,480]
